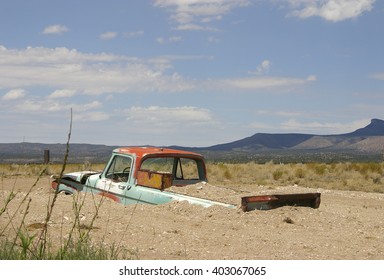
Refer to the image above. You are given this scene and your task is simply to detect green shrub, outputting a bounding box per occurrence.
[272,170,284,181]
[295,168,305,179]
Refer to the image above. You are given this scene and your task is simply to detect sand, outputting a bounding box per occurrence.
[1,176,383,259]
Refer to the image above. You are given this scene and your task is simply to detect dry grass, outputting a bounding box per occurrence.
[207,161,384,193]
[0,161,383,194]
[0,163,105,178]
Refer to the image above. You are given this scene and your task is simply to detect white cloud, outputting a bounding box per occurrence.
[157,36,183,44]
[48,89,76,99]
[154,0,250,30]
[2,88,26,100]
[176,23,205,30]
[100,31,118,40]
[10,96,102,114]
[0,45,194,95]
[259,60,271,73]
[176,23,220,31]
[0,46,316,98]
[286,0,375,22]
[73,111,110,122]
[157,37,166,44]
[42,24,69,35]
[254,110,304,117]
[15,99,63,112]
[217,76,312,90]
[126,106,215,126]
[280,118,369,134]
[0,45,120,65]
[79,101,103,111]
[249,60,271,75]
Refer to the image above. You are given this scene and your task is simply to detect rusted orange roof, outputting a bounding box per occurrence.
[114,146,203,159]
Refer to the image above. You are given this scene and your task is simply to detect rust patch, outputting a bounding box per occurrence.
[241,193,321,211]
[137,170,173,190]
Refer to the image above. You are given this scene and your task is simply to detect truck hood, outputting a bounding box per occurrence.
[61,171,100,184]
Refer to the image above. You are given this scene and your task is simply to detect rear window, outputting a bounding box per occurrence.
[140,157,201,180]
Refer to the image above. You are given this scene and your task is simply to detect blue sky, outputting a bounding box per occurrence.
[1,0,383,146]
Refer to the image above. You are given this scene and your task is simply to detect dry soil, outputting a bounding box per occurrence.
[1,176,384,260]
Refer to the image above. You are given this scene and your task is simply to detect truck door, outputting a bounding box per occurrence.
[95,154,132,197]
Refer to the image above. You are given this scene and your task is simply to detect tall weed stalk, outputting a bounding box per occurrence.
[1,109,127,259]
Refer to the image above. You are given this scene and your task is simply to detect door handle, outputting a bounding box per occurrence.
[118,185,126,190]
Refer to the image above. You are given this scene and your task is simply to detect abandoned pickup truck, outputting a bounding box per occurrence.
[51,146,321,211]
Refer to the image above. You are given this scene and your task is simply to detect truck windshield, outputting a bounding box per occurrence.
[105,155,132,182]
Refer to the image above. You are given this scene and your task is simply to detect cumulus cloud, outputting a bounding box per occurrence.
[14,99,102,114]
[2,88,26,100]
[286,0,375,22]
[15,99,62,112]
[48,89,76,99]
[217,75,313,90]
[73,111,110,122]
[157,36,183,44]
[157,37,166,44]
[176,24,219,31]
[99,31,118,40]
[249,60,271,75]
[0,45,194,95]
[42,24,69,35]
[280,118,369,134]
[306,75,317,81]
[154,0,250,30]
[0,45,316,99]
[253,110,304,117]
[126,106,215,126]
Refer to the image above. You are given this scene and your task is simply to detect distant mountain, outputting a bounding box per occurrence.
[1,119,383,163]
[0,143,118,163]
[344,118,384,137]
[193,118,384,153]
[200,133,314,151]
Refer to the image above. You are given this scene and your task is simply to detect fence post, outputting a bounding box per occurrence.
[44,149,50,164]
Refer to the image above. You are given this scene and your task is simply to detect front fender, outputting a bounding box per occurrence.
[51,177,84,194]
[51,171,100,194]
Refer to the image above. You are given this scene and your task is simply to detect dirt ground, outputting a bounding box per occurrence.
[1,176,384,260]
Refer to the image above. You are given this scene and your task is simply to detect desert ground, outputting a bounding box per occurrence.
[1,175,384,260]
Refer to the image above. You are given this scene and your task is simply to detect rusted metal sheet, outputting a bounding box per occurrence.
[241,192,321,211]
[136,169,173,190]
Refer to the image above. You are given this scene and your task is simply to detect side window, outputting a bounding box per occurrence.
[140,156,204,186]
[105,155,132,182]
[175,158,199,180]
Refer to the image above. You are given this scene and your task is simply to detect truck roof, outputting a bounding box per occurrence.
[113,146,204,159]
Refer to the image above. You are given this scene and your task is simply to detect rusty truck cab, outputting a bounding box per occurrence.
[112,146,208,189]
